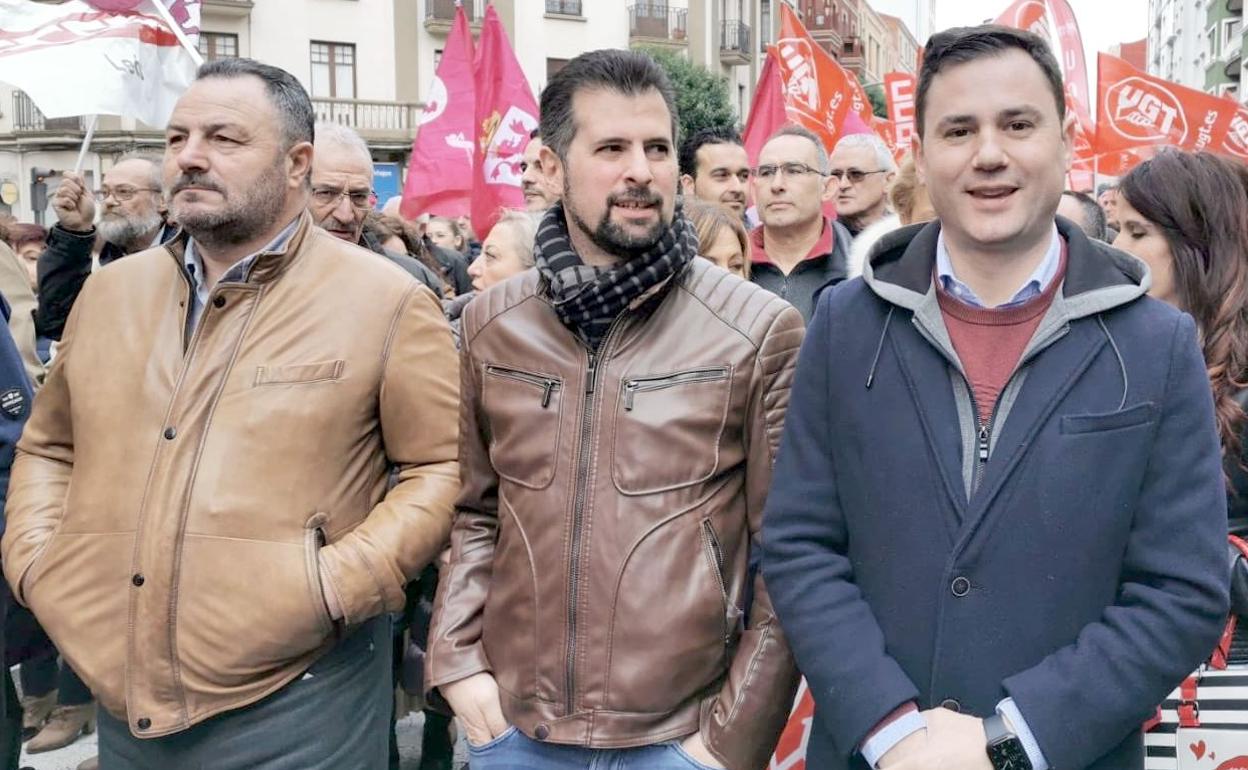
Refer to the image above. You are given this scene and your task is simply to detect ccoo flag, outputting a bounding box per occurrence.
[401,3,476,220]
[470,4,539,240]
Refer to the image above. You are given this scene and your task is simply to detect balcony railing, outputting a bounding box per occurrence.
[12,91,83,133]
[721,20,751,60]
[312,98,425,136]
[628,4,688,43]
[425,0,483,23]
[545,0,582,15]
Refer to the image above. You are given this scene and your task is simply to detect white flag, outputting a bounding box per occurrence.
[0,0,197,128]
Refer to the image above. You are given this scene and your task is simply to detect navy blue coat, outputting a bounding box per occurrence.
[761,219,1230,770]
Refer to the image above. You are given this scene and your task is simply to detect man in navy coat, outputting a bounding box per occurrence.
[762,25,1230,770]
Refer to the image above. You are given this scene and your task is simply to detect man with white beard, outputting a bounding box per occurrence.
[35,153,177,342]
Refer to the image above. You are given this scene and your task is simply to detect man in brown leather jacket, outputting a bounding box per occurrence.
[1,58,460,769]
[426,49,802,770]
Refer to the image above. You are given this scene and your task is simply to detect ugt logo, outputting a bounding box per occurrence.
[1224,111,1248,159]
[776,38,820,116]
[1105,76,1187,143]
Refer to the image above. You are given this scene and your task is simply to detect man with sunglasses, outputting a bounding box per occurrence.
[749,124,852,323]
[828,133,897,238]
[310,122,449,295]
[35,153,177,343]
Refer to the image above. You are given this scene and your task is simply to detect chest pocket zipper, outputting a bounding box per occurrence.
[623,367,730,411]
[485,365,562,408]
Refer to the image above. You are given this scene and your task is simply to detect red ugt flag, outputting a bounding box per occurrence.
[401,3,476,220]
[742,48,788,166]
[471,4,539,240]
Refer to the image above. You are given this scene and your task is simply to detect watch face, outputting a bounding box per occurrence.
[988,737,1032,770]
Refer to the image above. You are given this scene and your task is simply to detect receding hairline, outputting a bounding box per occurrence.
[566,83,676,140]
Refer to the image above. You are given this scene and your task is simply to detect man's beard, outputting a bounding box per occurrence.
[97,207,163,249]
[169,158,289,250]
[565,183,668,260]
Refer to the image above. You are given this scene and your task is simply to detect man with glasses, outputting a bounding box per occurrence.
[679,126,751,217]
[828,133,896,238]
[749,124,851,323]
[309,122,451,295]
[35,153,176,343]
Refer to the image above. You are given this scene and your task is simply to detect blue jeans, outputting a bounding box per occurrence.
[468,727,723,770]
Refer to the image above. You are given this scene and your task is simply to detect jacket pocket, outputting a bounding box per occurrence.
[482,364,564,489]
[304,513,334,635]
[612,367,731,494]
[254,360,345,386]
[701,519,743,667]
[1060,402,1158,435]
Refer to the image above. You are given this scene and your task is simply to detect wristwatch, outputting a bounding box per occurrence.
[984,713,1033,770]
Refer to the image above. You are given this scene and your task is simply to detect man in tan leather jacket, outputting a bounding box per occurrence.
[426,49,802,770]
[1,58,459,770]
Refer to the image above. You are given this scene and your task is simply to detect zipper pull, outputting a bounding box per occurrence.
[978,424,990,462]
[541,381,554,409]
[585,354,598,395]
[624,383,636,411]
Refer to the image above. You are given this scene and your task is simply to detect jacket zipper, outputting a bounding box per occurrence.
[701,520,730,630]
[485,365,561,408]
[565,321,624,716]
[623,367,729,411]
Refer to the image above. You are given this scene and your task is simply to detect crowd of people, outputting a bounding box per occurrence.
[0,20,1241,770]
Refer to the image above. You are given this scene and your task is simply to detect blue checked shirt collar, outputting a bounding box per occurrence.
[936,223,1061,309]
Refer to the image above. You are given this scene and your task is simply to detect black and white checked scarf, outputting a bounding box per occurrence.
[534,202,697,350]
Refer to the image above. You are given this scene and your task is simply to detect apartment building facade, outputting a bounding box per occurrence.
[2,0,793,222]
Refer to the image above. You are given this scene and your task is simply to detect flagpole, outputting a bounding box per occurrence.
[148,0,204,67]
[74,115,99,175]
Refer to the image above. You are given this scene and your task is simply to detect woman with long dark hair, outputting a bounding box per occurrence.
[1114,149,1248,663]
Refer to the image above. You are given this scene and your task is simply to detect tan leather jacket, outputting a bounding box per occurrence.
[2,214,460,737]
[427,259,803,770]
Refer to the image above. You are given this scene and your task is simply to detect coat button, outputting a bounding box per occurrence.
[131,574,144,587]
[212,295,226,308]
[534,724,550,740]
[136,717,151,730]
[940,698,961,712]
[951,576,971,597]
[163,427,176,440]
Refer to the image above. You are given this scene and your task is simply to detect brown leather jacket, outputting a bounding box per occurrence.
[1,214,460,737]
[427,258,803,770]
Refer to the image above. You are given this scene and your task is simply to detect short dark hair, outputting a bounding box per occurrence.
[1060,190,1108,241]
[915,25,1065,138]
[195,58,315,149]
[679,126,743,178]
[539,49,678,162]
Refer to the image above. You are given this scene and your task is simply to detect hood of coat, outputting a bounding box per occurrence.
[861,215,1150,322]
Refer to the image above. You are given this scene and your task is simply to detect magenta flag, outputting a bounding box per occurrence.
[470,4,539,239]
[400,4,476,220]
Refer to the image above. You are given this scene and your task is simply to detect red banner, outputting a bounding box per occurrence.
[1096,52,1248,174]
[883,72,916,150]
[470,4,539,239]
[401,3,475,219]
[743,47,788,166]
[769,681,814,770]
[776,3,853,151]
[994,0,1049,37]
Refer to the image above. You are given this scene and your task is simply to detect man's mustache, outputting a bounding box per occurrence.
[169,174,226,197]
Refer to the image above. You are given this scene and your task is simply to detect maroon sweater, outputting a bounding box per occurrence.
[937,249,1068,423]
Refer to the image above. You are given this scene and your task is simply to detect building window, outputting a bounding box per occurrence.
[760,0,771,50]
[310,41,356,99]
[547,58,569,80]
[1208,26,1218,59]
[197,32,237,62]
[1225,18,1242,49]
